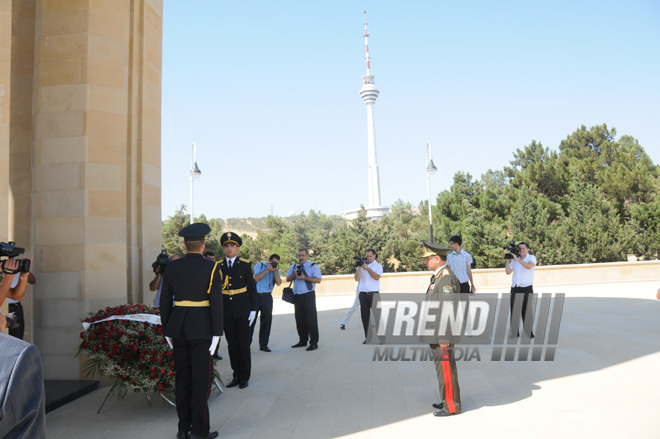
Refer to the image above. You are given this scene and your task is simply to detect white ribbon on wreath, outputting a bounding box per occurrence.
[82,313,162,330]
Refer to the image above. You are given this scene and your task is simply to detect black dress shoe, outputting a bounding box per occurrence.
[432,402,443,409]
[340,324,345,330]
[213,353,223,360]
[306,344,318,351]
[362,339,367,344]
[260,346,272,352]
[226,378,239,388]
[291,341,307,348]
[177,432,190,439]
[433,409,457,417]
[239,381,249,389]
[190,432,218,439]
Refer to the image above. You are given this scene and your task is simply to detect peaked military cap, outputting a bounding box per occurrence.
[178,222,211,241]
[421,240,451,257]
[220,231,242,247]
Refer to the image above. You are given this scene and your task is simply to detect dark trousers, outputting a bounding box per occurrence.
[294,291,319,344]
[8,302,24,340]
[173,338,213,436]
[510,286,535,336]
[431,344,461,414]
[224,313,252,382]
[249,293,273,348]
[459,282,471,294]
[358,291,378,338]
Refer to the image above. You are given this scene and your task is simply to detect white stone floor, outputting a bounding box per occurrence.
[46,280,660,439]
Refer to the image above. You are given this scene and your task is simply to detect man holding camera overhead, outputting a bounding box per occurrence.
[353,249,383,343]
[250,254,281,352]
[150,253,180,308]
[286,249,322,351]
[505,241,536,338]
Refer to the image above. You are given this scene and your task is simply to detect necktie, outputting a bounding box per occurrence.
[228,259,232,269]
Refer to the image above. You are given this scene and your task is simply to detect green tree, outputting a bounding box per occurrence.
[555,182,623,263]
[161,205,190,257]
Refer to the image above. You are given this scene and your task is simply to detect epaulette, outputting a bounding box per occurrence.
[441,270,451,276]
[239,258,251,264]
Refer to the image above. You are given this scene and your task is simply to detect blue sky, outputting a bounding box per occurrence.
[161,0,660,220]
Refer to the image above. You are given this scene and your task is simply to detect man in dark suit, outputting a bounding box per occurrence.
[219,232,257,389]
[0,322,47,438]
[160,223,223,439]
[422,241,462,417]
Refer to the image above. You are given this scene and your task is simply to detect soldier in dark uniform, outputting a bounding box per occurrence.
[219,232,257,389]
[422,240,462,417]
[160,223,223,439]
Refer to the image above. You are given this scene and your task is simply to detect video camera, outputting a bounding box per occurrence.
[152,250,170,274]
[504,240,521,260]
[354,256,367,267]
[0,241,31,274]
[294,263,303,276]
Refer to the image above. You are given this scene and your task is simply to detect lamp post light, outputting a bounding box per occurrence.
[426,142,437,243]
[189,142,201,224]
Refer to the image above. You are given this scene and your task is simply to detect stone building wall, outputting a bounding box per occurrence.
[1,0,163,379]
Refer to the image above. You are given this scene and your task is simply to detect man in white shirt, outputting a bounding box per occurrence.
[354,249,383,344]
[447,235,476,294]
[505,241,536,337]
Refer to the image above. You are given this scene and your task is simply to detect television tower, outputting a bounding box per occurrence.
[359,10,388,219]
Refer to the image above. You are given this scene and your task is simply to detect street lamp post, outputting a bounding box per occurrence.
[190,142,201,224]
[426,142,437,243]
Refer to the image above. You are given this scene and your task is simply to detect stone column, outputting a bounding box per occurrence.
[0,0,11,320]
[24,0,162,379]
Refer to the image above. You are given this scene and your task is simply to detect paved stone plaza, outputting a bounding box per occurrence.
[46,280,660,439]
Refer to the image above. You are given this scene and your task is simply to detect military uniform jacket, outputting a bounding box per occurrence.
[427,265,461,345]
[160,253,223,339]
[220,258,258,319]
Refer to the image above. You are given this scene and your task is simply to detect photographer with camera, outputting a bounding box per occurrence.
[150,252,179,308]
[504,241,536,338]
[6,261,35,340]
[250,254,281,352]
[286,249,322,351]
[0,242,32,305]
[351,249,383,344]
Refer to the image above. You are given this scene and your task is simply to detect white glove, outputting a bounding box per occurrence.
[165,336,174,349]
[209,336,220,355]
[248,311,257,326]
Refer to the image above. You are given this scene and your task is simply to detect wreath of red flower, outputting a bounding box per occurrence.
[76,304,176,401]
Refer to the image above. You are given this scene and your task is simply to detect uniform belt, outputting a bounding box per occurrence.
[360,291,379,294]
[223,287,247,296]
[175,300,210,307]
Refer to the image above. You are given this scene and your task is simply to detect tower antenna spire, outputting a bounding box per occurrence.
[363,9,371,76]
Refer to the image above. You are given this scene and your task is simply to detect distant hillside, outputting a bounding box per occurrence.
[221,214,346,238]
